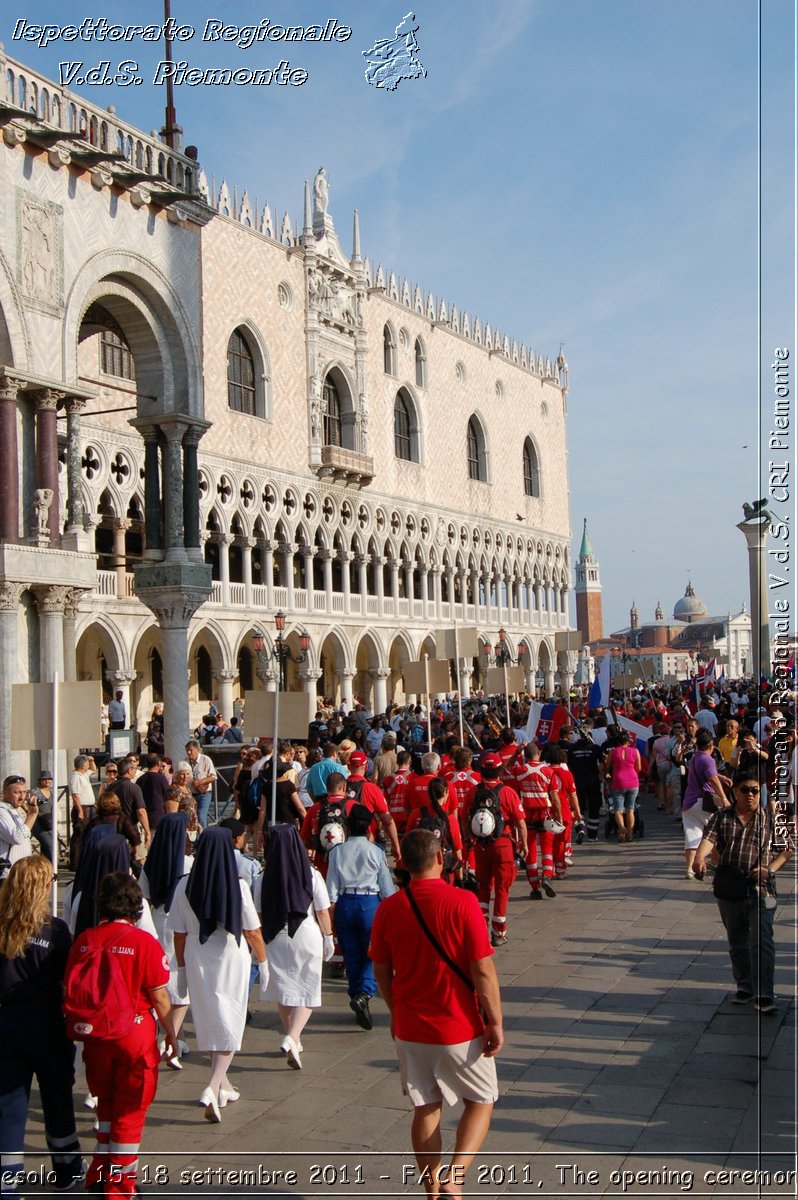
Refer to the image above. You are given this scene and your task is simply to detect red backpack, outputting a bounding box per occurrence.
[64,926,137,1041]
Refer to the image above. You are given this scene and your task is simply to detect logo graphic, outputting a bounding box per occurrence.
[362,12,427,91]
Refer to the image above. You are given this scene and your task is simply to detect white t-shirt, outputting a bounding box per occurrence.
[69,770,96,811]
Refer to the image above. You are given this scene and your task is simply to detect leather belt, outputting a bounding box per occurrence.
[340,888,380,895]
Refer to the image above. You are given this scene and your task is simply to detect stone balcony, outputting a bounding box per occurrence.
[317,446,375,487]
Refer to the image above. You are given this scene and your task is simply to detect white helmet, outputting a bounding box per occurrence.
[319,822,345,851]
[543,815,565,835]
[470,809,496,838]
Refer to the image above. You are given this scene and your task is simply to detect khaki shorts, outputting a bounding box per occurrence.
[395,1036,498,1107]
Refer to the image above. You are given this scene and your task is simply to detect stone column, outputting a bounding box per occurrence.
[524,666,536,694]
[242,537,254,608]
[113,518,131,597]
[63,397,86,547]
[446,567,455,619]
[284,543,296,612]
[322,550,333,611]
[340,551,352,615]
[389,558,400,615]
[218,533,231,607]
[419,564,429,618]
[337,667,356,709]
[303,546,314,595]
[34,585,70,777]
[257,666,278,694]
[356,554,368,607]
[0,377,20,541]
[0,582,25,773]
[525,580,534,627]
[161,423,186,562]
[374,555,385,614]
[299,667,322,699]
[62,588,85,683]
[458,663,472,699]
[470,567,479,612]
[371,666,391,716]
[141,427,163,560]
[432,565,443,621]
[534,583,543,623]
[216,669,237,721]
[264,541,275,611]
[33,389,61,545]
[182,427,203,563]
[737,518,771,680]
[110,670,138,731]
[544,666,555,698]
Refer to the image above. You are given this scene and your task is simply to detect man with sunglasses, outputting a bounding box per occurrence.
[0,775,37,878]
[693,772,794,1014]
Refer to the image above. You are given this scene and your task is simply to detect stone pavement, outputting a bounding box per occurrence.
[20,802,796,1198]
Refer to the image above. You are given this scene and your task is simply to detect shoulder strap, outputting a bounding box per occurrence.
[404,886,475,994]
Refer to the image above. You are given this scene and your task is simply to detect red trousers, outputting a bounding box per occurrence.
[474,838,516,935]
[526,824,554,887]
[82,1015,159,1198]
[553,816,572,877]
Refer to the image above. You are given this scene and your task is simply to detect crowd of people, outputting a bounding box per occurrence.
[0,679,794,1198]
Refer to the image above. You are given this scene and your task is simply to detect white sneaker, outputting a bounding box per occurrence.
[83,1094,97,1110]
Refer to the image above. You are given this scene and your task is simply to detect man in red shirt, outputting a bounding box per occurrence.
[65,872,177,1198]
[546,746,581,878]
[300,772,348,877]
[405,753,448,817]
[382,750,413,835]
[510,744,560,898]
[466,752,527,946]
[344,751,401,860]
[370,829,503,1200]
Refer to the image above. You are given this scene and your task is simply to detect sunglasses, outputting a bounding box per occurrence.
[4,775,26,786]
[737,786,760,795]
[106,769,118,776]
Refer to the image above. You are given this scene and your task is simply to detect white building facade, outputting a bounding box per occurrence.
[0,52,574,769]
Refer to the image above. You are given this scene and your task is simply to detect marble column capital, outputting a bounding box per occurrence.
[0,581,25,611]
[63,587,91,619]
[215,669,238,683]
[0,377,20,404]
[111,670,138,686]
[338,668,356,680]
[370,667,391,680]
[33,584,72,614]
[64,395,87,415]
[298,668,322,683]
[256,666,278,683]
[113,517,132,533]
[31,388,63,411]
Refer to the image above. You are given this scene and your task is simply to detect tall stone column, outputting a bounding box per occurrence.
[446,567,455,619]
[34,390,62,545]
[141,427,163,560]
[162,423,186,562]
[303,547,313,595]
[337,667,356,708]
[257,666,278,694]
[458,662,472,699]
[0,377,20,541]
[374,555,385,614]
[182,426,204,563]
[33,585,70,777]
[62,588,86,683]
[322,550,333,610]
[419,565,429,618]
[264,541,275,610]
[737,517,771,680]
[340,551,352,615]
[113,518,131,597]
[216,669,237,721]
[470,567,479,611]
[356,554,368,607]
[242,537,254,608]
[371,666,390,715]
[389,558,399,615]
[543,666,555,698]
[431,566,443,622]
[403,559,413,605]
[0,582,25,773]
[63,397,87,549]
[284,543,296,612]
[218,533,231,607]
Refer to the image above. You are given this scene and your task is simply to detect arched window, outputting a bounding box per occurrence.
[383,324,397,376]
[227,329,257,415]
[522,438,540,497]
[467,416,487,482]
[394,393,412,460]
[414,337,427,387]
[83,304,136,381]
[322,376,342,446]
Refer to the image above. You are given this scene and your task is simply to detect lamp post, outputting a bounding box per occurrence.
[493,628,527,725]
[252,612,310,692]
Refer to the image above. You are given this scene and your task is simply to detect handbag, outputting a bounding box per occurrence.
[712,863,752,902]
[404,886,486,1020]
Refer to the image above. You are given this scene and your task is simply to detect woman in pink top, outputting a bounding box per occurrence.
[606,731,641,842]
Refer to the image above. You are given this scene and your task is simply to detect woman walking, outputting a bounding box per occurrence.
[169,828,268,1122]
[681,729,730,879]
[254,824,333,1070]
[0,857,84,1195]
[605,730,641,842]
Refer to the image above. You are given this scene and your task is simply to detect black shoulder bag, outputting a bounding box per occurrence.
[404,886,486,1021]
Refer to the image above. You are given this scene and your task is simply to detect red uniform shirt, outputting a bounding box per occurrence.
[448,770,481,820]
[383,769,411,824]
[468,782,525,841]
[65,920,170,1018]
[510,761,555,816]
[405,773,439,815]
[344,774,389,816]
[369,878,491,1044]
[549,764,577,822]
[405,806,464,853]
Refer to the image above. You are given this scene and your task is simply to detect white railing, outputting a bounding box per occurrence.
[350,595,362,615]
[211,581,222,603]
[366,596,380,616]
[312,591,327,612]
[273,586,288,609]
[331,594,345,613]
[252,585,268,608]
[229,583,245,606]
[397,599,409,617]
[294,588,308,611]
[94,571,116,597]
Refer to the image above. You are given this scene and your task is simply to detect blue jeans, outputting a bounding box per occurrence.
[334,894,380,999]
[610,788,638,812]
[716,894,776,1001]
[0,1016,82,1195]
[196,791,212,828]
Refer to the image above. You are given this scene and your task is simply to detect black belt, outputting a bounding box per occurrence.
[340,888,380,895]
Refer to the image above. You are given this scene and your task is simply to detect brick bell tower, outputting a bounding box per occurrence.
[574,518,604,643]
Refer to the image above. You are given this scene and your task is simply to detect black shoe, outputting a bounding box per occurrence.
[350,993,373,1030]
[529,888,542,900]
[541,879,556,898]
[574,822,585,844]
[756,997,777,1015]
[731,990,754,1005]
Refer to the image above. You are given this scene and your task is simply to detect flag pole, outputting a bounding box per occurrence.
[454,622,465,748]
[502,660,510,728]
[270,684,280,829]
[423,653,432,748]
[51,672,59,913]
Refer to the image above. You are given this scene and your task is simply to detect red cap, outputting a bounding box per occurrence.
[348,751,368,769]
[480,751,502,772]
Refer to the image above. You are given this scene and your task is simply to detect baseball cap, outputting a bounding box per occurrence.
[480,751,502,772]
[349,750,368,769]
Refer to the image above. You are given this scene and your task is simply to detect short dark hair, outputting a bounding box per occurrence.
[346,804,372,837]
[325,771,347,794]
[97,873,143,922]
[734,772,761,792]
[323,742,338,758]
[695,730,714,750]
[547,746,566,765]
[146,753,161,770]
[401,829,440,874]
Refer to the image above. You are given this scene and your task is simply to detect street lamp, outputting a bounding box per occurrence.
[252,612,311,691]
[491,630,527,725]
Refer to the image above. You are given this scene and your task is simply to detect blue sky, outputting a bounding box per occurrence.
[4,0,794,634]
